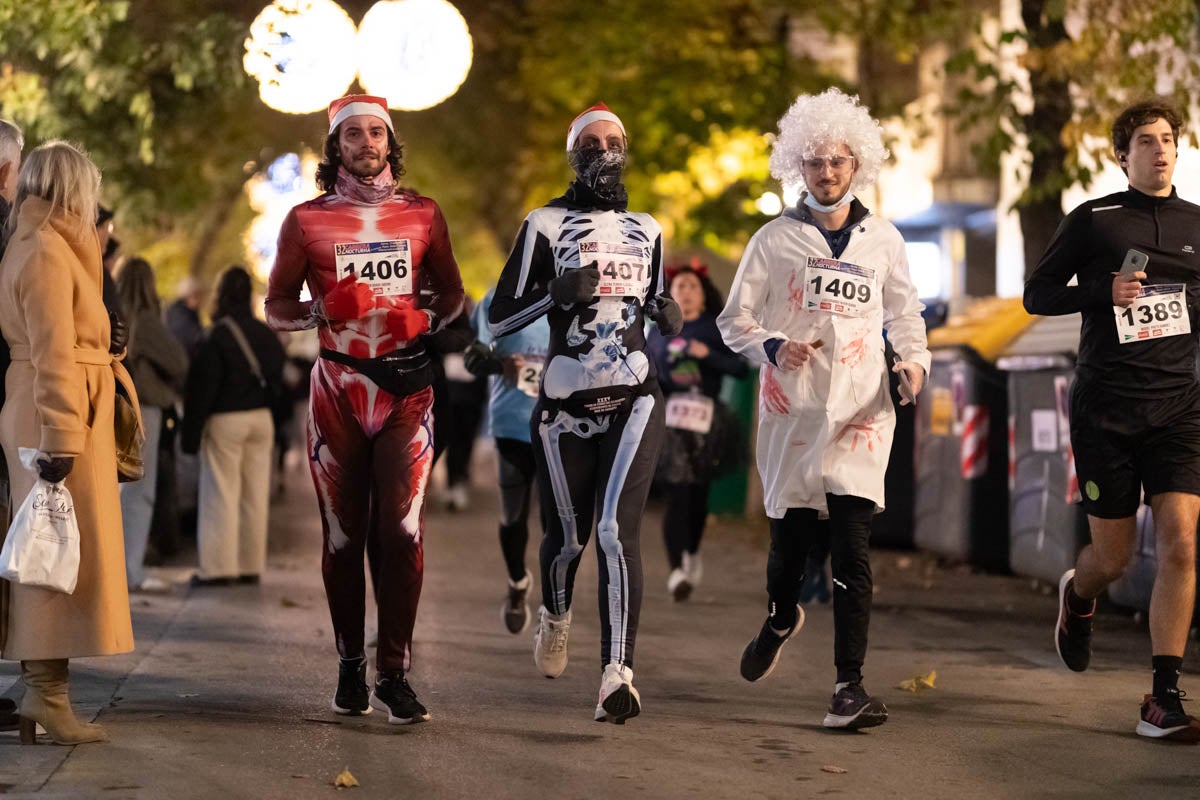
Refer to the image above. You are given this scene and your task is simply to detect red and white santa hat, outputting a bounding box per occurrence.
[565,103,625,151]
[328,94,394,134]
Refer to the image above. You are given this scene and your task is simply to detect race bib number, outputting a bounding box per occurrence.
[334,239,413,296]
[805,257,877,316]
[579,240,651,298]
[1114,284,1190,344]
[516,358,543,398]
[665,393,714,434]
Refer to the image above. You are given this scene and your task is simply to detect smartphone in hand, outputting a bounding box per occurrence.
[893,354,916,405]
[1120,249,1149,276]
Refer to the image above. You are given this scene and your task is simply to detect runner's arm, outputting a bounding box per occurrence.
[489,217,556,337]
[1024,210,1114,316]
[265,209,320,332]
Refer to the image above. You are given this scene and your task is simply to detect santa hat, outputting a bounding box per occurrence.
[565,103,625,151]
[328,94,394,135]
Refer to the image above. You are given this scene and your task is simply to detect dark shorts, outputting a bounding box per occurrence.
[1071,381,1200,518]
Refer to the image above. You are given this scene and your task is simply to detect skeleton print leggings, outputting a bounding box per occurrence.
[532,390,665,670]
[307,357,435,673]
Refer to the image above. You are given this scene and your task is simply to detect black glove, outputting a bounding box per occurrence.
[37,456,74,483]
[649,296,683,336]
[548,263,601,306]
[109,312,128,355]
[462,340,502,377]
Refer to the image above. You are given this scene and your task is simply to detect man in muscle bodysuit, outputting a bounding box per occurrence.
[265,94,464,725]
[489,104,682,724]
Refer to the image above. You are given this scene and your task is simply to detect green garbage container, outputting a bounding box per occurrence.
[709,367,757,516]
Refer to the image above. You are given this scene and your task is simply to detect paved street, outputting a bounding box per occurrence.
[1,446,1198,799]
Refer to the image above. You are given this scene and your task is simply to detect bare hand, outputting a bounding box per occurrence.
[685,339,710,359]
[1112,271,1146,307]
[776,340,820,371]
[501,354,524,384]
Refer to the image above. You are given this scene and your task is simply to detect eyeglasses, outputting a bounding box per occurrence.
[801,155,856,173]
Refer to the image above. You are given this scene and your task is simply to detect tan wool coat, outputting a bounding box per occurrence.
[0,196,136,659]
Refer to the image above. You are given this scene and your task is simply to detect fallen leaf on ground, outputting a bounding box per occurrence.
[896,669,937,692]
[821,765,848,774]
[334,768,359,788]
[280,597,300,608]
[176,693,198,698]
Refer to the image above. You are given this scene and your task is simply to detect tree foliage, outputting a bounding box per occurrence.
[945,0,1200,275]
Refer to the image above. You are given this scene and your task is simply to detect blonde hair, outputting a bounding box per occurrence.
[9,140,101,242]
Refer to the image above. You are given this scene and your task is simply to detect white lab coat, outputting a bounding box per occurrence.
[718,207,931,519]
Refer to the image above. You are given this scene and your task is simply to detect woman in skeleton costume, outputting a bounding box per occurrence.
[489,104,682,724]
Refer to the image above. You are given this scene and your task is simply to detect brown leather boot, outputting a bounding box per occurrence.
[18,659,108,745]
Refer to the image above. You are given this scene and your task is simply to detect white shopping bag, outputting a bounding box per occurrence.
[0,448,81,593]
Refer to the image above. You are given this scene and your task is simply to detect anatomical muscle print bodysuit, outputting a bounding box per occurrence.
[266,184,463,675]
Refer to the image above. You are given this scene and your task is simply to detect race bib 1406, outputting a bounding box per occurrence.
[334,239,413,296]
[579,240,651,298]
[805,257,877,317]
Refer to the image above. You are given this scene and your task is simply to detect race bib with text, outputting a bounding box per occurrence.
[1114,284,1190,344]
[579,240,651,298]
[334,239,413,296]
[665,393,714,434]
[805,257,877,317]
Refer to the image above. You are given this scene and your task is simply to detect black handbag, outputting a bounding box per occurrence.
[114,381,144,483]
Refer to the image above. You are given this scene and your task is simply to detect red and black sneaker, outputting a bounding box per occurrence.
[1055,569,1094,672]
[1137,690,1200,742]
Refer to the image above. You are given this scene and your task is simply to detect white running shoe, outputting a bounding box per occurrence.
[594,663,641,724]
[533,606,571,678]
[667,567,692,601]
[682,551,703,587]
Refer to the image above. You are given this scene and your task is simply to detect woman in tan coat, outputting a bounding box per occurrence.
[0,141,136,745]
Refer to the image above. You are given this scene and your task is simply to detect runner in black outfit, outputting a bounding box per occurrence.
[489,103,682,724]
[1024,98,1200,741]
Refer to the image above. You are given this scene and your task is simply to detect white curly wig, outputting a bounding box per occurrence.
[769,88,889,194]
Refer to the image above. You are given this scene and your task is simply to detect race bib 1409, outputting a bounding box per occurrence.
[805,257,877,317]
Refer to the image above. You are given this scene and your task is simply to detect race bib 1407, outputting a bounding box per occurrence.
[334,239,413,296]
[579,240,651,298]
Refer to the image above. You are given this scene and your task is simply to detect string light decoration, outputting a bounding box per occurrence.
[243,0,359,114]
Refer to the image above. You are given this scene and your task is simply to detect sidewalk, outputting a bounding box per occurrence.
[1,450,1197,799]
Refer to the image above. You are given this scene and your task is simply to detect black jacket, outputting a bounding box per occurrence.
[181,311,286,453]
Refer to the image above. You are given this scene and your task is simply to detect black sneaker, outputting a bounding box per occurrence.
[823,683,888,729]
[0,696,17,731]
[370,671,430,724]
[503,572,531,634]
[331,656,371,716]
[739,605,804,682]
[1137,689,1200,742]
[1055,569,1094,672]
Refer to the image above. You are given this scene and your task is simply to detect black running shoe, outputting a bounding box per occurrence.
[823,683,888,730]
[370,670,430,724]
[1137,689,1200,742]
[331,656,371,715]
[503,572,531,634]
[739,605,804,682]
[1055,569,1094,672]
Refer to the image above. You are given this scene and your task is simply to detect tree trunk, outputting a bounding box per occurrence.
[1019,0,1072,280]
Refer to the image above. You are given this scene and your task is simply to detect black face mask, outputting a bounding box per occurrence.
[569,147,627,201]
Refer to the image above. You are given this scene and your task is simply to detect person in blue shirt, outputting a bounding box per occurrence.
[647,263,748,600]
[465,289,551,633]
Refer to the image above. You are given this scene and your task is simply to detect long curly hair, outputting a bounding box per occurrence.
[769,88,888,194]
[315,126,405,193]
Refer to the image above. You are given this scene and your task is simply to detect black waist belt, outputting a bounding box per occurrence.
[320,346,433,397]
[540,382,654,420]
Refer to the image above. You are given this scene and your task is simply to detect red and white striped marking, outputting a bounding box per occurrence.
[1065,445,1081,504]
[960,404,989,479]
[1007,414,1016,491]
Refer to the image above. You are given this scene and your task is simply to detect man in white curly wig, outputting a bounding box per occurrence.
[718,87,930,730]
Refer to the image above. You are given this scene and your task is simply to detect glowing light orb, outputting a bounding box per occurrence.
[244,0,359,114]
[356,0,473,111]
[244,152,320,286]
